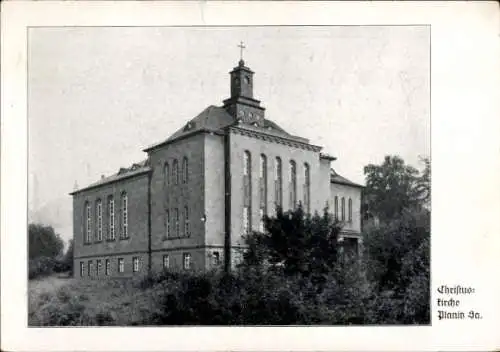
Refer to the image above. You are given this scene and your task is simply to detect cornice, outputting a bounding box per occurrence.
[229,126,322,152]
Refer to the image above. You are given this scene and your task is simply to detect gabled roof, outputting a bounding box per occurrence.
[144,106,234,151]
[330,169,364,189]
[70,159,150,195]
[144,105,302,151]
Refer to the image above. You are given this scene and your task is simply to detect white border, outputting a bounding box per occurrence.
[2,1,500,351]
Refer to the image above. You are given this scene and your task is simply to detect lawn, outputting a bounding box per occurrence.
[28,273,161,326]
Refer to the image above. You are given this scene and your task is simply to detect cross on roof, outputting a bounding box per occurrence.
[238,41,246,61]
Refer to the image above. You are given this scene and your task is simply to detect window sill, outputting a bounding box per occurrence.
[119,236,130,241]
[163,235,191,240]
[106,238,116,242]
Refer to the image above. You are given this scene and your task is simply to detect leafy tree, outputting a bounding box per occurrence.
[61,239,74,274]
[362,207,430,323]
[241,205,342,278]
[362,155,429,223]
[28,223,64,260]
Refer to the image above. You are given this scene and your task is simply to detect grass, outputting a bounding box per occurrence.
[28,273,163,326]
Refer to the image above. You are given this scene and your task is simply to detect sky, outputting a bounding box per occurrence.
[28,26,430,242]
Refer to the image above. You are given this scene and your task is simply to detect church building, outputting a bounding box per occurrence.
[70,54,363,278]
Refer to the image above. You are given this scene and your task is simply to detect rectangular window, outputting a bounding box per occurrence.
[96,259,102,276]
[334,196,339,220]
[213,252,220,266]
[304,164,310,213]
[275,157,282,208]
[80,262,85,277]
[184,207,190,237]
[165,210,170,238]
[174,208,179,237]
[163,255,169,269]
[96,200,103,241]
[243,206,251,234]
[133,257,140,273]
[348,198,353,223]
[289,161,296,209]
[88,261,93,277]
[118,258,124,273]
[85,202,92,243]
[183,253,191,270]
[108,197,115,240]
[105,259,110,276]
[341,197,345,221]
[121,193,128,238]
[259,154,267,214]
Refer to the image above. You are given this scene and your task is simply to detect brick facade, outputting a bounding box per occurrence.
[71,59,363,278]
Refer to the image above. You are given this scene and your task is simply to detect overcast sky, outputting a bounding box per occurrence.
[28,25,429,238]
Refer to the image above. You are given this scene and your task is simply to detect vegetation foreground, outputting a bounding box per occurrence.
[28,155,430,326]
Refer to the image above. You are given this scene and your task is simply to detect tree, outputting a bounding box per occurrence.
[28,223,64,260]
[241,205,343,278]
[362,155,429,223]
[61,239,74,274]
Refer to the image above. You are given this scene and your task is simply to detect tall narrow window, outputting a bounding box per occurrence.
[164,162,170,189]
[341,197,346,221]
[183,253,191,270]
[348,198,353,223]
[96,199,103,241]
[133,257,140,273]
[108,196,115,240]
[96,259,102,276]
[334,196,339,220]
[259,154,267,215]
[163,255,170,269]
[275,157,282,208]
[259,208,265,233]
[105,259,110,276]
[304,163,310,213]
[85,201,92,243]
[118,258,124,273]
[243,151,252,233]
[172,159,179,185]
[174,208,179,237]
[80,262,85,277]
[121,193,128,238]
[182,157,189,184]
[243,206,250,234]
[88,261,93,277]
[165,210,170,238]
[289,160,297,209]
[184,206,190,237]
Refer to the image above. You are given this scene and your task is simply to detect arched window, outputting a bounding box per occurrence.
[289,160,297,209]
[96,199,103,241]
[334,196,339,220]
[182,157,189,184]
[184,206,190,236]
[172,159,179,185]
[348,198,353,223]
[341,197,345,221]
[274,157,282,208]
[304,163,310,213]
[243,151,252,233]
[259,154,267,216]
[164,162,170,188]
[174,208,179,237]
[121,192,128,238]
[108,196,115,240]
[85,201,92,243]
[165,210,170,239]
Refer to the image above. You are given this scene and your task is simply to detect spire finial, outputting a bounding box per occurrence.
[238,41,246,63]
